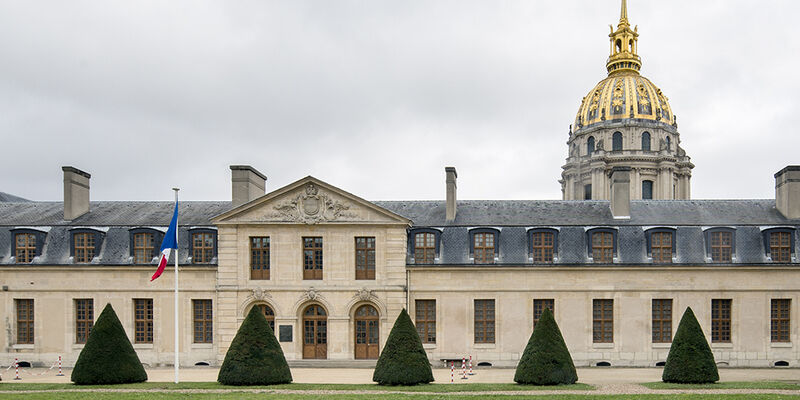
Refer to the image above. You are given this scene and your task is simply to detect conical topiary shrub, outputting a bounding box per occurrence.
[71,303,147,385]
[218,306,292,385]
[662,307,719,383]
[372,309,434,385]
[514,308,578,385]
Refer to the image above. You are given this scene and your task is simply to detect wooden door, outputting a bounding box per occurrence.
[303,305,327,359]
[354,305,379,359]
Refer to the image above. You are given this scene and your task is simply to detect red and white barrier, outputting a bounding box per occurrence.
[469,355,474,375]
[461,357,468,379]
[450,361,454,383]
[14,358,21,380]
[57,355,64,376]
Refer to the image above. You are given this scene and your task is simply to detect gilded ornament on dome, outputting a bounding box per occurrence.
[636,81,652,115]
[610,79,625,115]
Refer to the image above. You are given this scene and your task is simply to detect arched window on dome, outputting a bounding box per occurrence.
[629,39,633,52]
[587,136,595,155]
[612,132,623,151]
[615,39,622,54]
[642,132,651,151]
[665,136,671,151]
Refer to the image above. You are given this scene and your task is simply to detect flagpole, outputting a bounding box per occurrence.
[172,187,180,384]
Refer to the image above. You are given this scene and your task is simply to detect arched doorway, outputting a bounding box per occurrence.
[303,304,327,359]
[256,304,275,332]
[354,304,379,359]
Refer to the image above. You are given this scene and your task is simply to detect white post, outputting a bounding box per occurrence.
[173,187,180,384]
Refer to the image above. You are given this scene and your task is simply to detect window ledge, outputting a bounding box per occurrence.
[191,343,213,349]
[422,343,436,349]
[12,344,34,350]
[592,343,615,349]
[473,343,496,349]
[770,342,793,348]
[711,342,733,348]
[133,343,154,350]
[71,344,85,350]
[651,343,671,349]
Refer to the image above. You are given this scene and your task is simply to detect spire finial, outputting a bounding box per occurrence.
[620,0,628,25]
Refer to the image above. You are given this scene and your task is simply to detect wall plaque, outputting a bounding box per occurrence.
[279,325,292,342]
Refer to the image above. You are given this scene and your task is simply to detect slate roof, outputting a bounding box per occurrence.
[0,199,798,266]
[0,192,29,202]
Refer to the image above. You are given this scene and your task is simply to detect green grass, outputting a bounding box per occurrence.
[0,382,592,392]
[1,393,799,400]
[643,381,800,390]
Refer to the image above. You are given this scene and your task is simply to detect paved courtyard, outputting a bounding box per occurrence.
[3,366,798,384]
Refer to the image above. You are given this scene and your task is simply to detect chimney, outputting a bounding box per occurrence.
[230,165,267,207]
[775,166,800,219]
[62,166,91,220]
[610,167,631,219]
[445,167,457,222]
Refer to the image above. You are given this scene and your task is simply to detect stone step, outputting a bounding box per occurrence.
[288,359,378,368]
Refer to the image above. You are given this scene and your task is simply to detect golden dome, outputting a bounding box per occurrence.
[573,0,675,132]
[574,72,675,131]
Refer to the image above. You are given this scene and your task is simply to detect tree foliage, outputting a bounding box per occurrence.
[662,307,719,383]
[218,306,292,385]
[514,308,578,385]
[71,303,147,385]
[372,309,434,385]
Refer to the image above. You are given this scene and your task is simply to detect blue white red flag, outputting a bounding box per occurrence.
[151,201,178,281]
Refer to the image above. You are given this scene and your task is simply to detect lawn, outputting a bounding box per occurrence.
[1,393,799,400]
[643,381,800,390]
[0,382,592,392]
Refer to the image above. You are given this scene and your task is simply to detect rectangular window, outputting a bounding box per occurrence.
[474,299,495,344]
[592,232,614,263]
[711,299,732,343]
[193,299,213,343]
[75,299,94,344]
[133,232,155,264]
[74,233,95,263]
[770,232,792,263]
[584,184,592,200]
[593,299,613,343]
[652,299,673,343]
[531,232,554,263]
[651,232,673,264]
[133,299,153,344]
[303,237,323,280]
[771,299,791,343]
[192,232,214,263]
[250,237,270,280]
[414,233,435,264]
[15,233,36,263]
[473,233,495,264]
[533,299,555,329]
[710,231,732,262]
[355,237,376,280]
[415,300,436,344]
[15,299,34,344]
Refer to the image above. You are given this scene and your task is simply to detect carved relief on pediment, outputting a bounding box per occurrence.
[264,183,359,224]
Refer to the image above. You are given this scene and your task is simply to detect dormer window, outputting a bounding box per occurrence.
[587,228,617,263]
[704,228,735,263]
[189,229,217,264]
[130,228,163,265]
[410,229,440,264]
[74,232,96,263]
[645,228,675,264]
[762,228,795,263]
[470,229,499,265]
[12,229,47,263]
[528,229,557,264]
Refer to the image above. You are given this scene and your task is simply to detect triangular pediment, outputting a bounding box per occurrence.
[212,176,410,225]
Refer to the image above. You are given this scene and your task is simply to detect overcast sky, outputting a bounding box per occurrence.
[2,0,799,202]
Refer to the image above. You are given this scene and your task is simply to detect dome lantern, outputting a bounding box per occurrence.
[606,0,641,75]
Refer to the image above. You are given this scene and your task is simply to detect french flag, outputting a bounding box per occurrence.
[151,201,178,281]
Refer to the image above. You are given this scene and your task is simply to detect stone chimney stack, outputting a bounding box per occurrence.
[775,166,800,219]
[445,167,457,222]
[610,167,631,219]
[62,166,91,221]
[231,165,267,208]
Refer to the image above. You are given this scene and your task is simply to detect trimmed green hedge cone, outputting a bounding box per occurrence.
[71,303,147,385]
[514,308,578,385]
[218,306,292,385]
[372,309,434,385]
[662,307,719,383]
